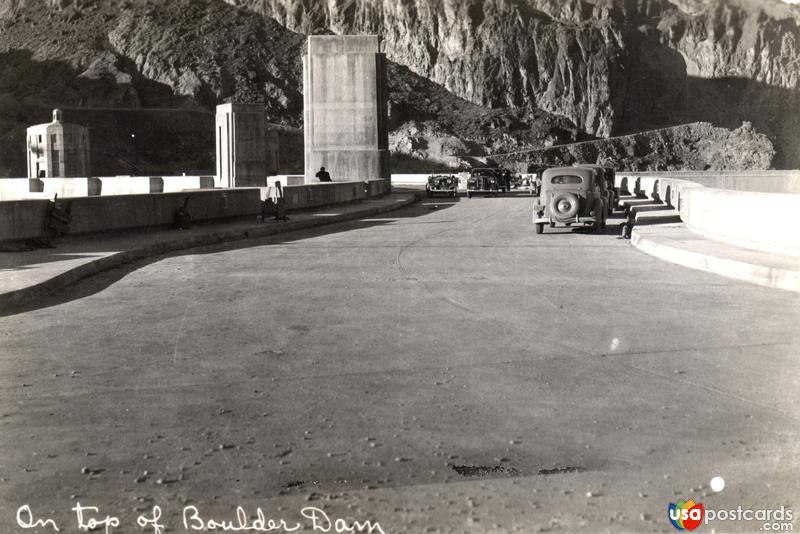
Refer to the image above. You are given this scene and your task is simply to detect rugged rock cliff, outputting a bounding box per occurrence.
[0,0,793,175]
[0,0,583,175]
[490,121,775,171]
[227,0,800,166]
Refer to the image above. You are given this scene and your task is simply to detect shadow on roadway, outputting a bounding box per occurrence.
[1,199,458,317]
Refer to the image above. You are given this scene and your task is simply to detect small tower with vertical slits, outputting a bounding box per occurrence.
[26,109,90,178]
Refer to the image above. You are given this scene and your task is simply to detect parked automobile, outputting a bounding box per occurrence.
[426,174,458,198]
[467,168,502,198]
[532,167,608,234]
[573,164,618,213]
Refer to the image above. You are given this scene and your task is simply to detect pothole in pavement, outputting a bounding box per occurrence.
[449,464,587,478]
[449,464,521,477]
[537,466,586,476]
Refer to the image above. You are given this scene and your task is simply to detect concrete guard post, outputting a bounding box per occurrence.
[303,35,390,184]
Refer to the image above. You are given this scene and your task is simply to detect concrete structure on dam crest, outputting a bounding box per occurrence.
[26,109,90,179]
[303,35,390,184]
[215,103,279,188]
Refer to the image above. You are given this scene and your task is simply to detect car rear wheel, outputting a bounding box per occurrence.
[467,192,472,198]
[549,192,579,220]
[535,223,544,235]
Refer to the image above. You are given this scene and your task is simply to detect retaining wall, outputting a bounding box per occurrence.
[0,175,217,199]
[616,172,800,258]
[0,179,390,242]
[619,170,800,194]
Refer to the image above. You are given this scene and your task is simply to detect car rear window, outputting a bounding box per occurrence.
[472,170,496,177]
[551,175,583,185]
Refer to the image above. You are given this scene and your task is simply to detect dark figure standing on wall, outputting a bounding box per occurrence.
[316,167,332,182]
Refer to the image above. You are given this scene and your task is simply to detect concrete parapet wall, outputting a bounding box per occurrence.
[41,177,102,198]
[366,179,389,197]
[99,176,162,195]
[259,179,388,209]
[617,172,800,258]
[58,189,262,236]
[160,175,216,192]
[0,199,50,241]
[0,179,390,242]
[267,176,305,188]
[0,175,217,199]
[682,188,800,258]
[619,170,800,194]
[391,174,430,185]
[0,179,36,201]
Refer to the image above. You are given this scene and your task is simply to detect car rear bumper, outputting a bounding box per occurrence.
[427,187,457,193]
[533,216,597,225]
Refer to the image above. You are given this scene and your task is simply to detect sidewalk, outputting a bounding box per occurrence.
[631,223,800,292]
[0,192,417,309]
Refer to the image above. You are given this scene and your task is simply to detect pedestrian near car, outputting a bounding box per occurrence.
[316,166,331,182]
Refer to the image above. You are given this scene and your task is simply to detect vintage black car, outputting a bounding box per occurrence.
[426,174,458,198]
[573,164,618,213]
[532,167,608,234]
[466,168,502,198]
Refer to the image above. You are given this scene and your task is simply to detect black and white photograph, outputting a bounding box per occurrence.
[0,0,799,532]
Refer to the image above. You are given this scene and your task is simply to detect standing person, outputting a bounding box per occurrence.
[316,166,331,182]
[268,180,289,221]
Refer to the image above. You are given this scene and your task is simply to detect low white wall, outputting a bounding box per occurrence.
[0,175,217,199]
[616,172,800,258]
[99,176,160,195]
[160,175,216,192]
[0,179,34,201]
[390,174,431,185]
[41,177,102,198]
[620,170,800,194]
[267,175,305,187]
[684,188,800,258]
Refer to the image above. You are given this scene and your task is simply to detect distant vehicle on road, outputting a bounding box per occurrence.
[467,168,503,198]
[532,167,607,234]
[426,174,458,198]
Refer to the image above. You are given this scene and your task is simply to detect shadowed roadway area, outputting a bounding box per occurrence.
[1,196,798,533]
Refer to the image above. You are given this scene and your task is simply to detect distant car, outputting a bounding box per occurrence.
[532,167,607,234]
[573,164,617,214]
[426,174,458,198]
[467,168,502,198]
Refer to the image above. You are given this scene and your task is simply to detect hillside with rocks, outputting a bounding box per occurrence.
[0,0,582,176]
[489,121,775,172]
[0,0,795,175]
[228,0,800,168]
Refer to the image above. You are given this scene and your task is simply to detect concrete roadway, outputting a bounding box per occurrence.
[1,195,799,533]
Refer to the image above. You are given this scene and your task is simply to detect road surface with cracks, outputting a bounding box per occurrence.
[1,195,799,533]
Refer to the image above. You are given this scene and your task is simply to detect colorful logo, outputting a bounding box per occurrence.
[669,498,704,531]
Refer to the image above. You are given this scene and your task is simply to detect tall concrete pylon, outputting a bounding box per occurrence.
[303,35,390,184]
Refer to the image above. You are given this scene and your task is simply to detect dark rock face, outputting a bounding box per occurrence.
[0,0,795,174]
[228,0,800,166]
[227,0,629,138]
[491,121,775,172]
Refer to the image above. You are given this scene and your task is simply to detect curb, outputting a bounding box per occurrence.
[0,194,418,310]
[631,229,800,293]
